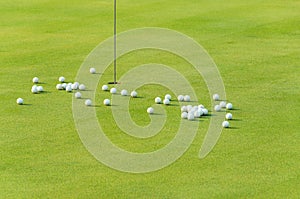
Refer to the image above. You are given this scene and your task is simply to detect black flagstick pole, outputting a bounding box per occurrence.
[109,0,118,84]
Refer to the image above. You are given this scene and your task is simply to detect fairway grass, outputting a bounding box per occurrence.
[1,0,299,198]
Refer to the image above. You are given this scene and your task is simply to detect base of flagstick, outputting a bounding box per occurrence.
[108,81,120,84]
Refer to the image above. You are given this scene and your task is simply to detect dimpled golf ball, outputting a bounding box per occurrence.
[202,108,208,115]
[103,99,111,106]
[184,95,191,102]
[31,85,38,94]
[181,112,188,119]
[90,68,96,74]
[222,121,230,128]
[59,76,65,83]
[37,86,44,92]
[62,83,67,90]
[187,113,195,121]
[214,105,221,112]
[155,97,162,104]
[66,85,72,92]
[165,94,171,100]
[219,101,226,108]
[177,95,184,102]
[56,84,63,90]
[79,84,86,91]
[194,111,201,118]
[163,98,170,105]
[226,113,233,120]
[213,94,220,101]
[32,77,39,83]
[198,109,204,116]
[147,107,154,114]
[71,83,79,90]
[16,98,24,105]
[110,88,117,94]
[187,105,193,112]
[102,85,109,91]
[181,106,187,112]
[85,99,92,106]
[131,91,138,98]
[121,89,128,96]
[75,92,82,99]
[226,103,233,110]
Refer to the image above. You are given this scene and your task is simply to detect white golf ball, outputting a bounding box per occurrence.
[187,105,193,112]
[202,108,208,115]
[181,112,188,119]
[222,121,230,128]
[165,94,171,100]
[181,106,187,112]
[198,109,204,116]
[194,111,201,118]
[90,68,96,74]
[226,103,233,110]
[121,89,128,96]
[184,95,191,102]
[226,113,233,120]
[163,98,170,105]
[131,91,138,98]
[31,85,38,94]
[75,92,82,99]
[37,86,44,92]
[177,95,184,102]
[85,99,92,106]
[71,83,79,90]
[66,85,72,92]
[220,101,226,108]
[59,76,65,83]
[32,77,39,83]
[102,85,109,91]
[103,99,111,106]
[62,83,67,90]
[155,97,162,104]
[213,94,220,101]
[214,105,221,112]
[56,84,63,90]
[79,84,86,91]
[147,107,154,114]
[187,113,195,121]
[16,98,24,105]
[198,104,205,109]
[110,88,117,94]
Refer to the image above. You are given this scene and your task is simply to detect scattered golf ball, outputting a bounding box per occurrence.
[103,99,111,106]
[181,106,187,112]
[226,103,233,110]
[85,99,92,106]
[56,84,63,90]
[32,77,39,83]
[214,105,221,112]
[75,92,82,99]
[220,101,226,108]
[79,84,86,91]
[226,113,233,120]
[187,113,195,121]
[202,108,208,115]
[66,85,72,92]
[90,68,96,74]
[59,76,65,83]
[213,94,220,101]
[198,109,204,116]
[177,95,184,102]
[181,112,188,119]
[131,91,138,98]
[121,89,128,96]
[147,107,154,114]
[37,86,44,92]
[62,83,67,89]
[165,94,171,100]
[31,85,38,94]
[110,88,117,94]
[184,95,191,102]
[163,98,170,105]
[102,85,109,91]
[222,121,230,128]
[16,98,24,105]
[155,97,162,104]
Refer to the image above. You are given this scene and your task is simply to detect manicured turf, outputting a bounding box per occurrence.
[1,0,299,198]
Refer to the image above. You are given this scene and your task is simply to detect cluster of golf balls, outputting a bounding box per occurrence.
[213,93,234,128]
[180,104,209,121]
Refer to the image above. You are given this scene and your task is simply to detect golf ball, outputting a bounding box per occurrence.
[37,86,43,92]
[59,76,65,83]
[213,94,220,101]
[198,109,204,116]
[85,99,92,106]
[121,89,128,96]
[32,77,39,83]
[226,113,233,120]
[181,112,188,119]
[165,94,171,100]
[184,95,191,102]
[198,104,205,109]
[187,105,193,112]
[147,107,154,114]
[226,103,233,110]
[103,99,111,106]
[75,92,82,99]
[222,121,230,128]
[163,98,170,105]
[62,83,67,89]
[131,91,138,98]
[56,84,63,90]
[202,108,208,115]
[66,85,72,92]
[194,111,201,118]
[31,85,38,94]
[220,101,226,108]
[16,98,24,105]
[71,83,79,90]
[90,68,96,74]
[187,113,195,121]
[79,84,86,91]
[177,95,184,102]
[102,85,109,91]
[181,106,187,112]
[214,105,221,112]
[155,97,162,104]
[110,88,117,94]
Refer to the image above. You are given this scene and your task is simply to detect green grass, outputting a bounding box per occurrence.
[1,0,300,198]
